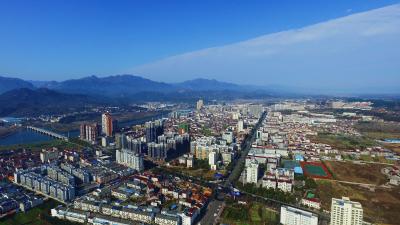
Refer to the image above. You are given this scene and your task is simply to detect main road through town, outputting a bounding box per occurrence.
[199,111,267,225]
[224,111,267,188]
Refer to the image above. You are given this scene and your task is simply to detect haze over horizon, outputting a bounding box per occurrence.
[1,1,399,94]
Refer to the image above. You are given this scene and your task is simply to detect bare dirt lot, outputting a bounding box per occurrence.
[384,143,400,154]
[324,160,388,185]
[316,180,400,225]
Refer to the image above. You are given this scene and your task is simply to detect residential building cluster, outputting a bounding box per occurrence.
[242,110,298,193]
[51,172,212,225]
[14,167,76,202]
[329,101,373,110]
[0,181,44,218]
[382,165,400,186]
[280,196,363,225]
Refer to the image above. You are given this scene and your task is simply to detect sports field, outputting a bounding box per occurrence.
[301,161,332,179]
[304,164,327,176]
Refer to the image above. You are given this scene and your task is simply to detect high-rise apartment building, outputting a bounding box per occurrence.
[246,158,259,184]
[147,142,167,160]
[330,197,363,225]
[248,104,263,117]
[145,120,164,143]
[101,112,113,136]
[196,99,204,110]
[208,151,218,167]
[237,120,244,132]
[116,149,144,172]
[222,131,234,144]
[126,136,143,154]
[80,123,99,143]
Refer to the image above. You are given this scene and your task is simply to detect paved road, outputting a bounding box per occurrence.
[320,179,392,189]
[224,111,267,187]
[197,112,267,225]
[328,159,395,166]
[199,200,225,225]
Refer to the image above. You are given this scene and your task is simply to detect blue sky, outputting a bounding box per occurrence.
[0,0,399,91]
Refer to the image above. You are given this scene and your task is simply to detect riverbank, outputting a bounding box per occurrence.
[26,110,169,133]
[0,126,21,139]
[0,139,86,151]
[0,110,168,148]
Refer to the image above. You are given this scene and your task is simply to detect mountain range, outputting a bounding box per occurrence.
[0,75,261,96]
[0,88,103,116]
[0,76,35,94]
[0,75,273,116]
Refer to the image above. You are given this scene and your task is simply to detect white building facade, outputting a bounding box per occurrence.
[246,158,259,184]
[116,149,144,172]
[280,206,318,225]
[330,197,363,225]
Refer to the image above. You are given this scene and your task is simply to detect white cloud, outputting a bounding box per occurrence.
[130,4,400,92]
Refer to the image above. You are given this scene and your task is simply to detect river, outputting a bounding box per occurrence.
[0,113,166,146]
[0,128,54,146]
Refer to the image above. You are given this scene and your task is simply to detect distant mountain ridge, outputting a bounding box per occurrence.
[175,78,242,91]
[0,88,104,116]
[0,76,34,94]
[0,74,275,116]
[26,74,261,97]
[38,75,173,97]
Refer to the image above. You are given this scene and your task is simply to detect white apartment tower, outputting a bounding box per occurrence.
[237,120,244,132]
[330,197,363,225]
[208,151,218,166]
[196,99,204,110]
[116,149,144,172]
[246,158,259,184]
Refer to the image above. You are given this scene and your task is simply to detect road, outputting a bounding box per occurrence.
[198,200,225,225]
[318,179,392,189]
[224,111,267,187]
[198,112,267,225]
[329,159,395,166]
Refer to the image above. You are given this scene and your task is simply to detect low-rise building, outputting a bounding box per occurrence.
[280,205,318,225]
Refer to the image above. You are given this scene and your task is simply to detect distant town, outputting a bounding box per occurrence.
[1,98,399,225]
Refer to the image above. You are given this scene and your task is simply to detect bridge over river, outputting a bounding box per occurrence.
[26,126,69,141]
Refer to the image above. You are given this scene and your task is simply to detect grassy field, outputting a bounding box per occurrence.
[220,203,279,225]
[0,200,79,225]
[363,132,400,140]
[355,121,400,140]
[324,160,388,185]
[309,133,377,150]
[316,180,400,225]
[358,154,394,164]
